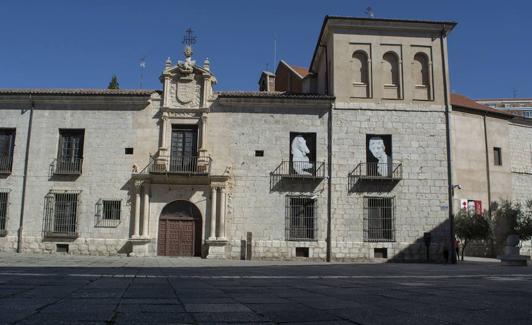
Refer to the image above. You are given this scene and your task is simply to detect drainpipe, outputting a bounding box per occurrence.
[320,43,333,262]
[440,27,456,264]
[483,114,492,216]
[17,95,34,253]
[326,100,332,263]
[482,113,494,256]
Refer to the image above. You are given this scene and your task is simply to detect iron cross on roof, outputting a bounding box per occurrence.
[182,28,197,47]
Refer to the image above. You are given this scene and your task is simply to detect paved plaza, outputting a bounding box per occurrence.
[0,254,531,324]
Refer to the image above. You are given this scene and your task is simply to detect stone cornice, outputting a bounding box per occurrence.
[216,97,332,109]
[0,94,150,111]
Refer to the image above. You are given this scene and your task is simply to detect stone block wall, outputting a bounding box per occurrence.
[330,104,450,261]
[0,106,30,252]
[207,103,330,260]
[509,122,532,203]
[0,96,158,255]
[509,121,532,256]
[207,100,450,261]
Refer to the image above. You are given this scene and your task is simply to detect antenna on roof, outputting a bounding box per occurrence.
[273,36,277,71]
[365,6,375,18]
[513,87,518,98]
[139,57,146,89]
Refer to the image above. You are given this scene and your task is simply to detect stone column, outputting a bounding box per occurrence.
[217,187,226,240]
[209,187,217,240]
[141,182,150,238]
[161,115,169,149]
[200,115,208,150]
[132,186,141,239]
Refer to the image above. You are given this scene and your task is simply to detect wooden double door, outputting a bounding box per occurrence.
[157,201,202,257]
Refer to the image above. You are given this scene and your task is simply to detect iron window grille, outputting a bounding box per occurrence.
[43,191,80,238]
[0,129,16,174]
[95,199,121,228]
[285,196,317,241]
[363,197,395,242]
[0,191,8,236]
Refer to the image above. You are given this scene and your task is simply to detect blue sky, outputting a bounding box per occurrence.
[0,0,530,99]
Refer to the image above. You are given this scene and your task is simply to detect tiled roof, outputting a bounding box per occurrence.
[290,65,310,78]
[451,93,514,117]
[217,91,333,100]
[0,88,158,96]
[279,60,310,79]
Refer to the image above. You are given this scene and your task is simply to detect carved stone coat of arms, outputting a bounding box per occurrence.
[176,77,196,104]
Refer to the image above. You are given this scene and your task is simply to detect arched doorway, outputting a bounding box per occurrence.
[157,200,202,257]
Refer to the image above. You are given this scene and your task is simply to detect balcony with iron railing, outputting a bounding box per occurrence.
[349,162,402,181]
[148,155,212,175]
[271,161,326,179]
[51,158,83,175]
[0,157,13,174]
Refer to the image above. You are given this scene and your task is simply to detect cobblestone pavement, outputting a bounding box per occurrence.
[0,254,531,324]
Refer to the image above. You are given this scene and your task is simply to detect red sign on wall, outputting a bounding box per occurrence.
[460,199,483,215]
[474,200,482,215]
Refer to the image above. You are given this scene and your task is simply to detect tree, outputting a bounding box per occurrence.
[492,200,532,254]
[454,210,491,261]
[516,200,532,241]
[108,74,119,89]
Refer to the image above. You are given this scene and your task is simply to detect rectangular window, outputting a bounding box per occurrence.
[0,129,16,174]
[364,197,395,242]
[494,147,502,166]
[286,196,317,241]
[95,200,121,227]
[56,129,84,174]
[43,192,79,237]
[0,191,8,235]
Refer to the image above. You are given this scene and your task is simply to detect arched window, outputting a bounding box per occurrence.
[353,50,370,98]
[413,53,431,100]
[382,52,400,99]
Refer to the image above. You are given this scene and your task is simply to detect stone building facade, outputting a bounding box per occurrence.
[451,94,532,256]
[2,16,509,261]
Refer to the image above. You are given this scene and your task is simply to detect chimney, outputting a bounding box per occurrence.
[259,71,276,92]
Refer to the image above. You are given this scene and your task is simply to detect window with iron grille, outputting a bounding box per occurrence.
[95,199,121,227]
[0,191,8,235]
[56,129,84,174]
[286,196,317,241]
[43,192,79,237]
[363,197,395,242]
[0,129,16,174]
